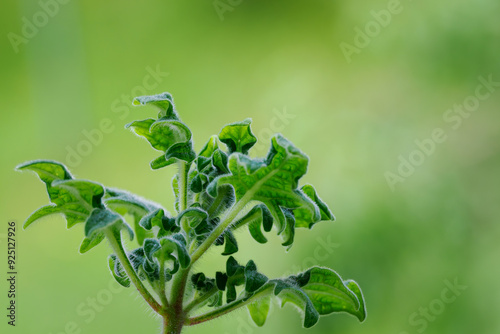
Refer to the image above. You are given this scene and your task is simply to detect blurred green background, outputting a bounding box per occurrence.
[1,0,499,333]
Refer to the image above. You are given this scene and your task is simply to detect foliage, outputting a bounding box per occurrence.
[17,93,366,334]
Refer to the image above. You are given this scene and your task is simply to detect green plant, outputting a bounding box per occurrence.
[17,93,366,334]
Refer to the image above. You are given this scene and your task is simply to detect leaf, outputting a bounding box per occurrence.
[221,231,238,256]
[218,119,257,154]
[199,135,219,158]
[23,205,62,229]
[83,208,134,252]
[212,149,230,174]
[16,160,72,186]
[294,185,335,229]
[232,204,273,244]
[108,254,131,287]
[247,296,271,327]
[301,267,366,322]
[126,119,192,152]
[177,208,208,234]
[80,234,105,254]
[244,260,268,293]
[152,233,191,269]
[104,188,166,244]
[208,135,319,247]
[274,280,320,328]
[132,92,179,120]
[23,179,105,229]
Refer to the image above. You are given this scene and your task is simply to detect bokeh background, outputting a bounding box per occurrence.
[1,0,499,333]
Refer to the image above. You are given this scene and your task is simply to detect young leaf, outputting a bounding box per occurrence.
[208,135,320,247]
[293,184,335,229]
[218,119,257,154]
[132,92,178,120]
[108,254,131,287]
[244,260,268,293]
[274,280,320,328]
[23,178,104,229]
[16,160,72,186]
[301,267,366,322]
[104,188,165,245]
[84,208,134,252]
[247,296,271,327]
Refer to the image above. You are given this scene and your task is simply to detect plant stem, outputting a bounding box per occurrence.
[163,315,183,334]
[184,285,219,314]
[185,285,274,326]
[104,229,162,314]
[178,161,189,212]
[190,195,251,264]
[158,259,169,308]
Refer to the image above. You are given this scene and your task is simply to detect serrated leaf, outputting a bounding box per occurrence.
[301,267,366,322]
[247,296,271,327]
[208,135,319,247]
[132,92,178,120]
[219,119,257,154]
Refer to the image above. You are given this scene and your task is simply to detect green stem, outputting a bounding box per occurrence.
[104,229,162,314]
[178,161,189,212]
[190,195,251,264]
[158,259,169,308]
[163,315,184,334]
[206,186,228,218]
[184,285,219,314]
[185,285,274,326]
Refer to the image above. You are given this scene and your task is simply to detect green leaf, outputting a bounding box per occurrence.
[211,149,229,174]
[294,184,334,229]
[83,208,133,252]
[80,234,105,254]
[208,135,319,247]
[274,280,320,328]
[108,254,131,287]
[301,267,366,322]
[150,142,196,170]
[154,233,191,269]
[247,296,271,327]
[233,204,273,244]
[126,119,192,152]
[244,260,268,293]
[23,179,105,229]
[23,205,63,229]
[221,231,238,256]
[104,188,164,245]
[132,92,178,120]
[177,208,208,234]
[16,160,72,186]
[199,135,219,158]
[218,118,257,154]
